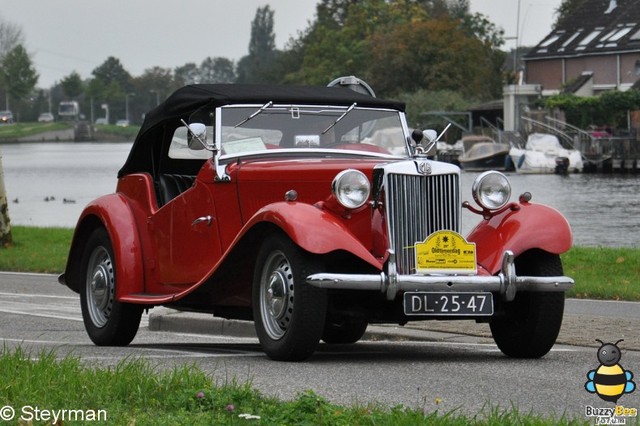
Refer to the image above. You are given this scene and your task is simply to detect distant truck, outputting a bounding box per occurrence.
[58,101,80,121]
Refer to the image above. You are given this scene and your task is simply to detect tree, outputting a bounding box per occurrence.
[236,5,278,83]
[367,17,497,98]
[88,57,133,122]
[0,154,11,247]
[60,71,84,99]
[174,62,200,85]
[132,66,179,112]
[0,17,23,247]
[91,56,132,90]
[291,0,426,86]
[554,0,586,28]
[200,57,236,83]
[0,44,39,110]
[0,17,24,60]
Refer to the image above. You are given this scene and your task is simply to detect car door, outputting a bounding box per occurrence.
[152,180,222,287]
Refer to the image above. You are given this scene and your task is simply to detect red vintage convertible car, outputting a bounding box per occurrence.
[59,81,574,361]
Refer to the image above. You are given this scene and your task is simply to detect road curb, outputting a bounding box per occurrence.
[148,307,495,344]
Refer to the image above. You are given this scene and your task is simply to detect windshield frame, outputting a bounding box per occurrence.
[213,103,411,161]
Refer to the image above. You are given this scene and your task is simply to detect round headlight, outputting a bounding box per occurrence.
[472,171,511,210]
[332,169,371,209]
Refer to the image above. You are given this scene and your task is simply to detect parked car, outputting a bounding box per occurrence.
[115,119,130,127]
[0,110,14,124]
[59,83,574,361]
[38,112,55,123]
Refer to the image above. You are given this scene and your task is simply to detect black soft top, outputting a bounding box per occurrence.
[118,84,405,177]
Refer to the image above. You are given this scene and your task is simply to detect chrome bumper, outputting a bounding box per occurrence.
[306,251,574,301]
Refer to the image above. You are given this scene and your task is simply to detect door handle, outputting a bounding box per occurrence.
[192,215,213,227]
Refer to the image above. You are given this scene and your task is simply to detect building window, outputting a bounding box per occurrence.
[576,29,603,50]
[635,60,640,76]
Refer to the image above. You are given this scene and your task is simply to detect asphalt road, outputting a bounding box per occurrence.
[1,271,639,419]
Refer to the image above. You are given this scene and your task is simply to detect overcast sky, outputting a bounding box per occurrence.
[2,0,561,88]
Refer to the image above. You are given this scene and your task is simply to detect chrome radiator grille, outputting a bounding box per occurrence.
[385,173,460,274]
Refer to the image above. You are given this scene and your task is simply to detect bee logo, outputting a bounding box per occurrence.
[585,339,636,403]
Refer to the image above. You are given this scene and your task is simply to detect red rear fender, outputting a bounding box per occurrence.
[64,194,144,297]
[467,202,573,274]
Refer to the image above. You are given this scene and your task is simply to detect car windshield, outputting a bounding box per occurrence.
[220,104,409,157]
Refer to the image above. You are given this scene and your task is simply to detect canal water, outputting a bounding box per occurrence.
[1,142,638,248]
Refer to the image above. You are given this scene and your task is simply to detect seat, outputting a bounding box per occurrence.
[157,174,196,206]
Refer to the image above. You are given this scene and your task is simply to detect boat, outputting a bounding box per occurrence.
[457,135,512,171]
[509,133,583,174]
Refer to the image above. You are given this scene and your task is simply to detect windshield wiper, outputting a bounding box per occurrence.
[322,103,356,134]
[234,101,273,127]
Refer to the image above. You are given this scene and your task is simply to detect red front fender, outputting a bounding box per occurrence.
[467,201,573,274]
[245,202,383,270]
[64,194,144,297]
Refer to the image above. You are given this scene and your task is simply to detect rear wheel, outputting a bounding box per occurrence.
[253,233,327,361]
[322,317,368,344]
[490,250,565,358]
[79,228,143,346]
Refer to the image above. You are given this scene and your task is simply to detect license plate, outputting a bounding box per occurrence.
[403,292,493,316]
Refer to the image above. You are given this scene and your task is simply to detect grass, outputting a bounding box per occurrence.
[0,122,140,142]
[0,122,72,139]
[0,226,638,301]
[94,123,140,139]
[0,347,590,426]
[563,246,640,300]
[0,226,73,273]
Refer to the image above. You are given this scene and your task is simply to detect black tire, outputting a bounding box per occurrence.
[490,249,565,358]
[252,233,327,361]
[322,317,368,344]
[79,228,143,346]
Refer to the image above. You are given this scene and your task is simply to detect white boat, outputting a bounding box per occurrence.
[509,133,583,174]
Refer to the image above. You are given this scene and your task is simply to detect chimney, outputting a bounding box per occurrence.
[604,0,617,14]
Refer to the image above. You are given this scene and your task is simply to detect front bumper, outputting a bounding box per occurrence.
[306,250,574,301]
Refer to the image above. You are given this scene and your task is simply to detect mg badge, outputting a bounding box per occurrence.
[417,161,432,175]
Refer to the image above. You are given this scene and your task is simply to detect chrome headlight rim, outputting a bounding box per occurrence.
[331,169,371,210]
[471,171,511,211]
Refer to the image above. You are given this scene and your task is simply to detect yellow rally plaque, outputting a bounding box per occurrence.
[415,230,477,274]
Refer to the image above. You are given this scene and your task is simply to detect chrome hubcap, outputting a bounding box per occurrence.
[85,246,114,328]
[260,251,294,340]
[267,271,287,319]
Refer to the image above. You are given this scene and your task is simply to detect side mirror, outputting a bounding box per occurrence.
[423,129,438,143]
[187,123,207,150]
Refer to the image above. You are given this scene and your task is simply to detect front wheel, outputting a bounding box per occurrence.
[490,250,565,358]
[252,233,327,361]
[79,228,143,346]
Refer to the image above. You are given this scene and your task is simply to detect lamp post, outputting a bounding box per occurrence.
[150,90,160,106]
[125,93,135,122]
[101,104,109,124]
